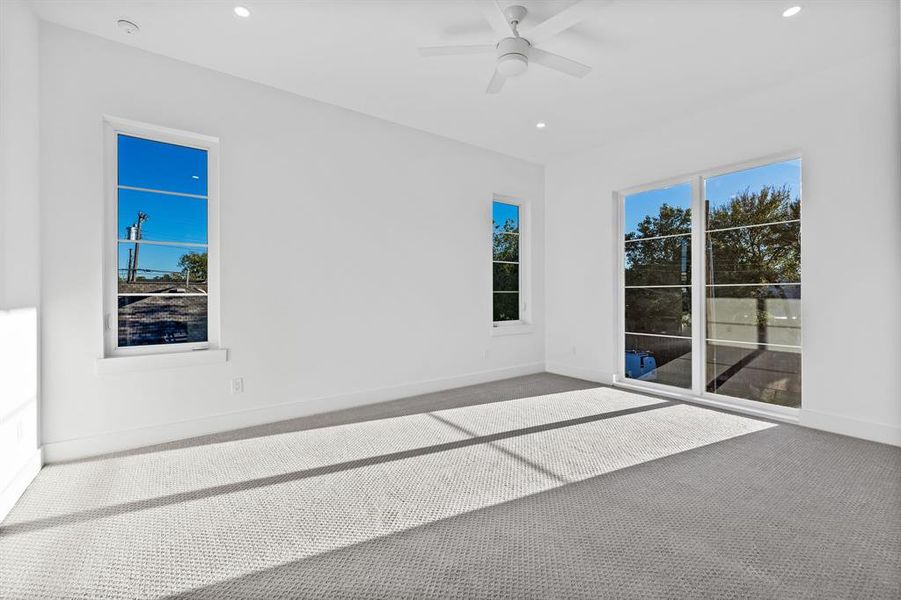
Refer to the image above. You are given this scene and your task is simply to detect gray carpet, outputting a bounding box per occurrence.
[1,373,899,599]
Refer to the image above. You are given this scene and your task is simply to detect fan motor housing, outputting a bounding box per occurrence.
[496,37,530,77]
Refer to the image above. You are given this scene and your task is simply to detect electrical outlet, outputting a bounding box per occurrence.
[16,421,23,443]
[484,349,490,359]
[231,377,244,394]
[572,345,577,355]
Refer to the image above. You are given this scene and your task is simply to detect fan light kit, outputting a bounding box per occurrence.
[782,6,801,17]
[536,122,546,129]
[234,6,251,18]
[418,2,594,94]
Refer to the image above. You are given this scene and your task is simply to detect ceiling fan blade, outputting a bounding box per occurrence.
[486,69,506,94]
[524,0,604,45]
[479,0,513,38]
[529,47,591,78]
[418,44,496,57]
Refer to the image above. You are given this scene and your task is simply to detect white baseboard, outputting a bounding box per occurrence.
[545,362,615,385]
[0,448,43,522]
[548,363,900,447]
[43,362,546,462]
[800,409,901,447]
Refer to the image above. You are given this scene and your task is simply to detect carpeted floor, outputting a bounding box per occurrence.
[1,373,899,599]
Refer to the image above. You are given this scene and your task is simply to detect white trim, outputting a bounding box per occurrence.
[707,337,801,350]
[44,362,546,462]
[95,348,227,374]
[117,293,209,297]
[624,231,691,243]
[613,378,800,424]
[104,115,219,147]
[546,363,615,385]
[800,409,901,447]
[102,117,221,359]
[0,448,43,522]
[624,284,689,289]
[491,323,535,336]
[116,239,208,248]
[117,185,208,200]
[707,282,800,287]
[691,175,704,396]
[707,218,800,234]
[624,331,690,340]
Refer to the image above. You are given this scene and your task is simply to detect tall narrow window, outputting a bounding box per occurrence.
[492,200,520,323]
[704,159,801,406]
[623,183,693,388]
[106,122,218,355]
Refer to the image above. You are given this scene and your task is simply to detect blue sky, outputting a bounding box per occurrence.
[118,135,207,195]
[705,159,800,211]
[493,201,519,233]
[624,183,692,237]
[118,135,208,276]
[624,159,801,237]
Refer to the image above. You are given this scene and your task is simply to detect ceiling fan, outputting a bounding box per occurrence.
[418,1,595,94]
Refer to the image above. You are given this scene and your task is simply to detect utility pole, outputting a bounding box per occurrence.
[129,212,148,283]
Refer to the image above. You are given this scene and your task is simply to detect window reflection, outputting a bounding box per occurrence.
[704,159,801,407]
[624,182,693,390]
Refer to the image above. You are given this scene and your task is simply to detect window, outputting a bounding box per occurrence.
[704,159,801,406]
[623,183,693,389]
[492,198,524,324]
[619,156,801,409]
[104,119,219,356]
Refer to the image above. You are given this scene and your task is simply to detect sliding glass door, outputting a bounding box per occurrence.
[620,157,802,410]
[704,160,801,407]
[623,182,693,389]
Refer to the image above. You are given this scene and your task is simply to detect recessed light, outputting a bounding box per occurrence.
[234,6,251,18]
[117,19,139,35]
[536,122,547,129]
[782,6,801,17]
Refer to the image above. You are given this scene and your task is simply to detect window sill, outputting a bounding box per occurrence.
[95,348,228,374]
[491,323,534,337]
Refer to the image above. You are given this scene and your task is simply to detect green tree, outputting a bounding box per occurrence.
[178,252,208,281]
[706,184,800,285]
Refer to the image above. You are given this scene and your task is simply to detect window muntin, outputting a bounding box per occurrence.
[623,182,693,389]
[492,200,520,322]
[114,134,210,349]
[704,158,801,407]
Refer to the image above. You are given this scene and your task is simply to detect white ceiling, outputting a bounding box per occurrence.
[31,0,897,164]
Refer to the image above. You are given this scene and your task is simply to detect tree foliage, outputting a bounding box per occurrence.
[178,252,208,282]
[706,185,800,285]
[625,185,800,340]
[493,218,519,321]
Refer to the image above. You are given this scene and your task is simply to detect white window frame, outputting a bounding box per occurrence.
[101,116,221,359]
[614,151,802,422]
[491,194,533,335]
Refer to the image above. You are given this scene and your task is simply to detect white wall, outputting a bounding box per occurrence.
[546,12,901,445]
[0,0,42,517]
[39,24,545,460]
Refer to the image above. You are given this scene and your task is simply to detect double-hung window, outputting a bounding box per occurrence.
[103,118,219,356]
[619,156,801,410]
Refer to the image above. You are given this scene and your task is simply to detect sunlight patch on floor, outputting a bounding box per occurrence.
[0,386,775,599]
